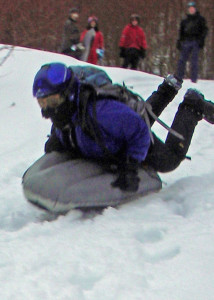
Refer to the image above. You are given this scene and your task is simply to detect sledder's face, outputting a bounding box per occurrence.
[37,94,65,110]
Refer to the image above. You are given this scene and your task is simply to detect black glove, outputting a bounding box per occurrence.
[119,47,126,58]
[111,158,140,192]
[44,132,64,153]
[140,48,146,59]
[176,40,182,50]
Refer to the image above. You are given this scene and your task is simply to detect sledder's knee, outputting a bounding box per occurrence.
[146,155,185,173]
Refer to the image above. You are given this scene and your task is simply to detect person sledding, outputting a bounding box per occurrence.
[32,62,214,192]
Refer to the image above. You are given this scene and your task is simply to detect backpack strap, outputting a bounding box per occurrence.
[125,88,185,142]
[143,101,184,141]
[77,85,120,163]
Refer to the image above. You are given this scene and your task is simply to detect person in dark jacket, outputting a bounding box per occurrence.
[61,7,84,59]
[32,63,214,192]
[119,14,147,70]
[176,2,208,83]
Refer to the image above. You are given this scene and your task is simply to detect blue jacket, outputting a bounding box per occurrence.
[55,97,151,163]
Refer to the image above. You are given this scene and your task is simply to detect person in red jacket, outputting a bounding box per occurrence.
[119,14,147,70]
[80,16,104,65]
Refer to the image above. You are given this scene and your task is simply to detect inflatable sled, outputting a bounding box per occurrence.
[22,152,162,213]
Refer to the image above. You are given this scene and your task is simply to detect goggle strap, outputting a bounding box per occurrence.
[62,67,75,98]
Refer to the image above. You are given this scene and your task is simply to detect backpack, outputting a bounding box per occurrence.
[70,65,184,144]
[72,66,150,122]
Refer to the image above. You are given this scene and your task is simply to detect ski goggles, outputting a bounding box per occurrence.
[33,63,72,98]
[37,94,65,109]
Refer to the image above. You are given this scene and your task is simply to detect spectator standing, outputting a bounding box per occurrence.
[61,7,83,59]
[80,16,104,65]
[119,14,147,70]
[176,2,208,83]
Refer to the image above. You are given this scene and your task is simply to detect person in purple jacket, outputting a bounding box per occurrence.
[33,63,214,192]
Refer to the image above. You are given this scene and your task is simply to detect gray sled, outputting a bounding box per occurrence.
[22,152,162,213]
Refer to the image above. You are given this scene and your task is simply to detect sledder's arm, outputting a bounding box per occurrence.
[95,101,151,192]
[44,129,65,153]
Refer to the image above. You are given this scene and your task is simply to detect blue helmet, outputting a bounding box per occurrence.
[33,62,73,98]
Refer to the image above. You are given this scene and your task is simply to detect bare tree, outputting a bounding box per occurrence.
[0,0,213,78]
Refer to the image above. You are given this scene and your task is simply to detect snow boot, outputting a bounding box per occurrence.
[182,89,214,124]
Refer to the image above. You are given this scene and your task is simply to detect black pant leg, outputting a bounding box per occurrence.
[146,81,178,127]
[145,134,181,172]
[122,48,140,70]
[164,104,199,160]
[130,51,140,70]
[122,56,130,68]
[145,105,199,172]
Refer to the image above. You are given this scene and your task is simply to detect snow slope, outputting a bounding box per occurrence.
[0,46,214,300]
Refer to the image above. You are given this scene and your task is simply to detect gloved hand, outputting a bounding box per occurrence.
[70,45,77,51]
[76,43,85,51]
[111,158,140,192]
[119,47,126,58]
[96,49,105,58]
[71,43,85,52]
[140,48,146,59]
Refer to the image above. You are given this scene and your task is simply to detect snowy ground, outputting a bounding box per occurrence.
[0,45,214,300]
